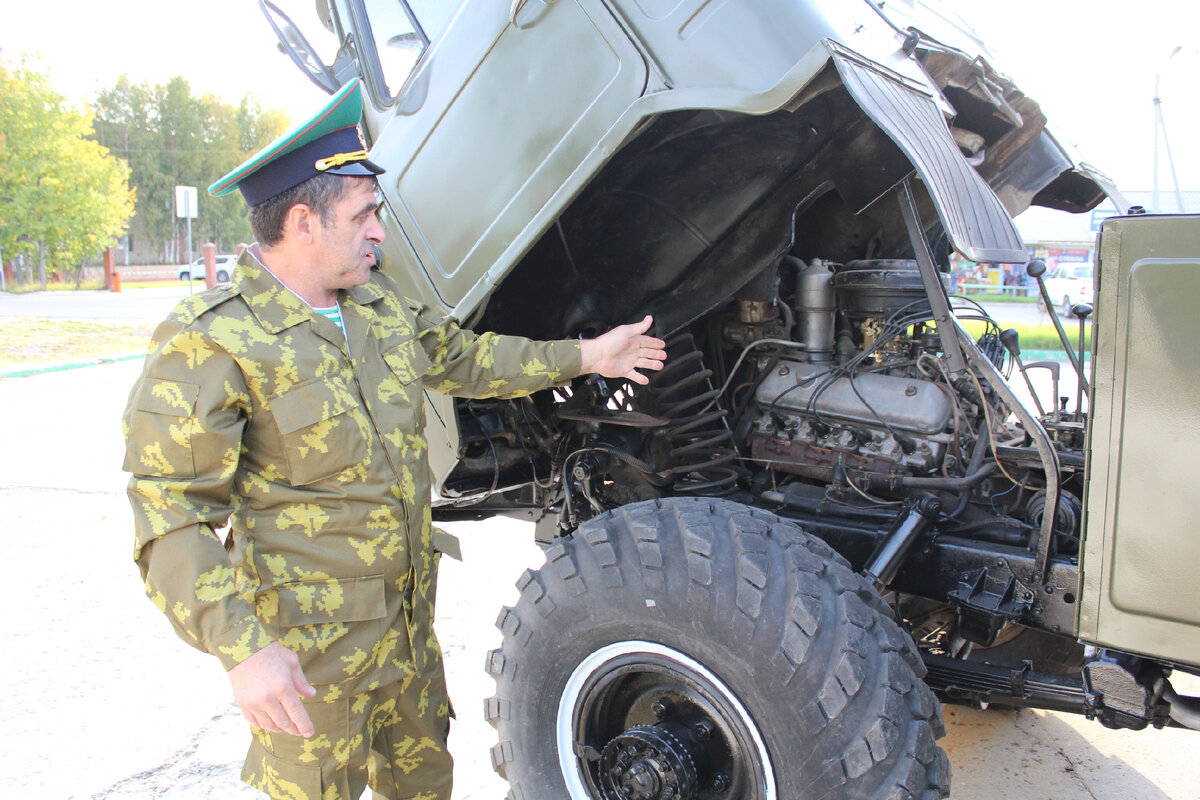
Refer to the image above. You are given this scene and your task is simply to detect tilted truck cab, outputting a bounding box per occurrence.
[263,1,1200,796]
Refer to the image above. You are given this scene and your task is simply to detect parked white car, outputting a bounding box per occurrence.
[177,254,236,282]
[1041,262,1095,315]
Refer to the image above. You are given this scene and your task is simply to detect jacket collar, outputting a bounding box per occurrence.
[233,247,316,334]
[233,247,389,335]
[344,276,387,307]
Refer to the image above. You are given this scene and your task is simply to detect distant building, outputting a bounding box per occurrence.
[950,190,1199,293]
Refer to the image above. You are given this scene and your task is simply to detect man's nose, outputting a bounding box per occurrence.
[367,217,386,244]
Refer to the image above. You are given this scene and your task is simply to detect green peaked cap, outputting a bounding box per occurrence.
[208,80,382,206]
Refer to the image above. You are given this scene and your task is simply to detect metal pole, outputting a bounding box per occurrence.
[185,193,194,295]
[1160,102,1186,213]
[0,246,6,292]
[896,180,966,373]
[185,194,194,279]
[1152,75,1161,214]
[1153,46,1183,214]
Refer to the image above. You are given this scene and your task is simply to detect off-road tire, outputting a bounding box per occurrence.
[486,497,950,799]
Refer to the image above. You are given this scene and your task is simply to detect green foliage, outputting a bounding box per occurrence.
[93,77,289,260]
[5,279,105,293]
[0,62,135,278]
[960,320,1091,352]
[959,291,1038,304]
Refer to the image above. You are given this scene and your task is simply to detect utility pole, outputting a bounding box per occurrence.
[1152,46,1185,214]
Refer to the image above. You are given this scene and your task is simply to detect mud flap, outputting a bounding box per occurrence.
[828,42,1026,265]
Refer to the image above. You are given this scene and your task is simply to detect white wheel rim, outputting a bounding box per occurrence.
[556,639,777,799]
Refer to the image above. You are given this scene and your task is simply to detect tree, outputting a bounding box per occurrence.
[0,62,135,286]
[94,77,289,261]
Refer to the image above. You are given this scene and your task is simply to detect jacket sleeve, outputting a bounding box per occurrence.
[123,318,274,671]
[409,299,582,399]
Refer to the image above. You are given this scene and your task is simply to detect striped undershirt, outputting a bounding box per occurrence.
[312,304,346,336]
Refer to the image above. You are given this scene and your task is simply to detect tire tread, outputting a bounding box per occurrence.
[488,497,949,799]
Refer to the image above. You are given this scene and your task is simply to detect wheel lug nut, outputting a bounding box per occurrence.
[693,720,713,739]
[713,772,730,792]
[651,697,672,718]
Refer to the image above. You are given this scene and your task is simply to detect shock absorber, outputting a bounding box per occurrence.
[643,333,739,493]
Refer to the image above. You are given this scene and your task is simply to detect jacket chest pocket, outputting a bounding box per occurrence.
[377,336,434,434]
[270,377,368,486]
[381,336,432,398]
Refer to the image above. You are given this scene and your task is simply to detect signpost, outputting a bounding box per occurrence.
[175,186,198,292]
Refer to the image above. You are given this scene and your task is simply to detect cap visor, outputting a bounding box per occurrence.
[325,159,386,177]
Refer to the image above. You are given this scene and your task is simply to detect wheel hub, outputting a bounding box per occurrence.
[599,724,699,800]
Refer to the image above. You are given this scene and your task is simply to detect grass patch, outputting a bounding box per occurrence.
[960,291,1038,304]
[0,317,152,369]
[120,280,197,290]
[959,319,1089,352]
[5,279,106,293]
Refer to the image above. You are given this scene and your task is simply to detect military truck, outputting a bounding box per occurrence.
[262,1,1200,797]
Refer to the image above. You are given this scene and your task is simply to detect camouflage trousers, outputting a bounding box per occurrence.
[241,671,453,800]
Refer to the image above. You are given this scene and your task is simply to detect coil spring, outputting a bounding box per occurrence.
[643,333,739,493]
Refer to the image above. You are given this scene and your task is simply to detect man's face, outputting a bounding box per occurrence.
[313,178,386,291]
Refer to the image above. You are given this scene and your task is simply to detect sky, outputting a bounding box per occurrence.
[4,0,1199,202]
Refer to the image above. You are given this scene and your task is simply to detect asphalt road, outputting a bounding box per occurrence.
[0,285,196,323]
[0,290,1193,799]
[0,285,1072,329]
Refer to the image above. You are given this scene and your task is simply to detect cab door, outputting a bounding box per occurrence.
[1081,214,1200,669]
[337,0,649,310]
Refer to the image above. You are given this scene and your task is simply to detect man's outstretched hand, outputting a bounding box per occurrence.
[580,315,667,385]
[227,641,317,738]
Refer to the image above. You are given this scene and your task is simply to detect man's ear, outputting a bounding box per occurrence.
[285,203,317,245]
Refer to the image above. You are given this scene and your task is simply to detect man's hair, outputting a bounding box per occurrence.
[248,173,372,245]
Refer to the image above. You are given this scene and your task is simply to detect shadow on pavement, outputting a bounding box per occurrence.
[941,704,1175,799]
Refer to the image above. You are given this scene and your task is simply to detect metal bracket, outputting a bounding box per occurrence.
[947,565,1033,646]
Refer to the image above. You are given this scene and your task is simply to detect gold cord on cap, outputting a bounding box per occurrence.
[315,149,369,171]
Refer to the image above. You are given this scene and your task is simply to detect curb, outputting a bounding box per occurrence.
[1,352,146,379]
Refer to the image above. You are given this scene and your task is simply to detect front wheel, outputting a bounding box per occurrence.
[216,269,230,282]
[179,271,191,282]
[1061,295,1072,316]
[486,498,950,799]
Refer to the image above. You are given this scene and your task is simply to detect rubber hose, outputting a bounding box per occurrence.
[1165,683,1200,731]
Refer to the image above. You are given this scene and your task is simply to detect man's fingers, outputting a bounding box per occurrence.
[292,662,317,698]
[237,691,311,737]
[635,334,665,350]
[228,642,315,738]
[279,690,315,738]
[242,704,284,734]
[263,699,302,736]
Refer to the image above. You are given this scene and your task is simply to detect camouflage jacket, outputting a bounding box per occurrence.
[123,251,580,698]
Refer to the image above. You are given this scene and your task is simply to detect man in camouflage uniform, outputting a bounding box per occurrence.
[122,81,665,800]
